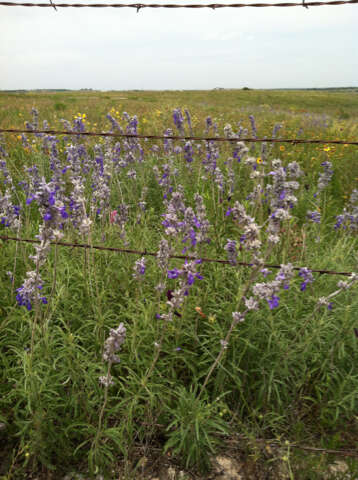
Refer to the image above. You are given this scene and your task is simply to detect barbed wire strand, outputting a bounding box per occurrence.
[0,234,354,276]
[0,0,357,8]
[1,128,357,146]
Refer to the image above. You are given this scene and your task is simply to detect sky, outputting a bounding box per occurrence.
[1,0,358,90]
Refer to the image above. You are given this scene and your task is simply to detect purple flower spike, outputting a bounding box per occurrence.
[167,269,180,279]
[298,267,314,291]
[133,257,146,279]
[268,295,280,309]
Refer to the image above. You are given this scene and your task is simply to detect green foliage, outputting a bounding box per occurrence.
[164,387,228,472]
[54,102,66,111]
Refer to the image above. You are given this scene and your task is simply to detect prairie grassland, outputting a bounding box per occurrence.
[0,89,358,479]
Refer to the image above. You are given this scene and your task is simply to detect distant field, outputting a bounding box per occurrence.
[1,88,358,125]
[0,90,358,479]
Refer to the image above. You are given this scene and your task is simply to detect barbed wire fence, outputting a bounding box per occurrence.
[0,124,357,275]
[0,234,355,276]
[1,127,358,145]
[0,0,357,8]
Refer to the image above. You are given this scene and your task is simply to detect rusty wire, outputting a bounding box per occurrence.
[0,234,355,276]
[1,127,358,146]
[0,0,357,8]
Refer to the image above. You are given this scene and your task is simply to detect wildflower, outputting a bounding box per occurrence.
[0,191,21,229]
[307,210,321,224]
[184,141,193,163]
[224,239,238,265]
[317,297,333,310]
[334,189,358,231]
[249,115,257,138]
[79,217,92,236]
[110,210,117,224]
[317,161,333,193]
[232,311,245,323]
[228,202,261,251]
[261,268,271,278]
[167,269,180,279]
[268,295,280,309]
[173,108,184,135]
[252,264,294,310]
[99,375,114,387]
[133,257,146,279]
[102,322,126,364]
[298,267,314,291]
[156,238,171,271]
[265,160,301,241]
[244,297,259,310]
[16,271,47,311]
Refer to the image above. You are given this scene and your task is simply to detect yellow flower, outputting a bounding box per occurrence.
[17,135,22,140]
[256,157,262,164]
[208,315,216,324]
[279,145,285,152]
[323,146,331,152]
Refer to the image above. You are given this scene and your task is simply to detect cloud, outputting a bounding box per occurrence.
[0,0,357,89]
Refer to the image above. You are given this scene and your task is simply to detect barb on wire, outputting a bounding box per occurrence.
[0,0,357,7]
[0,235,354,277]
[0,128,357,146]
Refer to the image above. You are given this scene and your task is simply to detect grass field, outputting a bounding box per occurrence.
[0,89,358,479]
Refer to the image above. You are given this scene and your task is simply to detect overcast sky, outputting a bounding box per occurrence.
[1,0,357,90]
